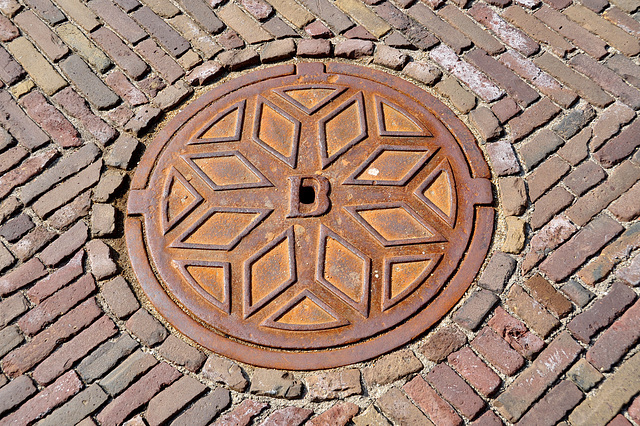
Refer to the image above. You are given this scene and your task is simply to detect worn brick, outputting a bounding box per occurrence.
[507,284,559,337]
[52,0,100,31]
[373,45,407,70]
[517,380,582,426]
[40,221,89,267]
[407,3,470,53]
[427,363,485,419]
[495,332,581,422]
[212,399,268,426]
[90,27,149,80]
[364,349,422,386]
[170,388,231,426]
[156,335,204,372]
[0,148,58,199]
[596,120,640,169]
[260,15,298,38]
[0,371,82,425]
[469,106,501,141]
[569,351,640,425]
[448,347,501,396]
[0,293,28,329]
[333,39,372,59]
[503,5,573,56]
[527,156,570,201]
[14,10,67,62]
[22,0,65,24]
[435,77,476,113]
[99,349,158,396]
[591,102,636,151]
[453,289,498,330]
[402,61,441,86]
[0,257,46,296]
[554,105,595,141]
[0,325,24,358]
[334,0,389,37]
[298,0,354,33]
[0,213,33,242]
[177,0,224,33]
[242,0,272,19]
[47,192,91,230]
[19,273,95,336]
[153,81,192,110]
[0,195,21,225]
[250,369,302,399]
[0,146,29,176]
[478,252,516,293]
[438,5,503,55]
[12,226,56,261]
[202,355,248,392]
[169,15,221,59]
[91,203,115,237]
[307,369,361,401]
[308,403,359,426]
[88,0,146,44]
[77,334,138,382]
[491,97,521,124]
[563,160,605,197]
[486,140,520,176]
[567,358,603,391]
[607,54,640,90]
[105,72,147,107]
[125,105,162,135]
[488,306,544,359]
[377,387,433,425]
[403,376,462,425]
[472,326,525,375]
[0,46,24,86]
[557,128,590,166]
[101,276,139,319]
[420,325,467,362]
[524,274,571,318]
[610,182,640,222]
[126,308,168,346]
[511,100,561,143]
[568,281,636,343]
[0,90,50,150]
[0,14,19,42]
[305,20,332,38]
[260,39,296,63]
[53,87,117,144]
[217,48,261,71]
[60,55,119,110]
[21,92,80,148]
[561,280,594,308]
[0,0,20,16]
[0,375,36,416]
[146,375,207,426]
[470,4,539,56]
[217,3,273,44]
[39,384,108,426]
[261,407,313,426]
[132,7,190,57]
[616,253,640,286]
[135,39,184,83]
[504,217,525,252]
[352,405,391,426]
[97,363,181,426]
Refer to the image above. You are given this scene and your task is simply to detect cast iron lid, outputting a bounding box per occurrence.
[126,62,494,370]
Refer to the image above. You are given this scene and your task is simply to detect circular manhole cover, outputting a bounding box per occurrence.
[126,62,494,370]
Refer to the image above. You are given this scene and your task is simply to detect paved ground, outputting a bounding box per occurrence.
[0,0,639,423]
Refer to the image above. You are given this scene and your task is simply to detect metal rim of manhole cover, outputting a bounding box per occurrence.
[126,62,494,370]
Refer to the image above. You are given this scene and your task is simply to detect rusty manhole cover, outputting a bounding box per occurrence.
[126,62,494,370]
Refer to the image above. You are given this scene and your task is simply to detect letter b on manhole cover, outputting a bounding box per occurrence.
[126,63,494,370]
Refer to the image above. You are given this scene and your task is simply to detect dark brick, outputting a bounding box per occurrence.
[146,375,207,426]
[0,213,33,242]
[527,156,570,201]
[0,257,46,296]
[403,376,462,426]
[0,375,36,416]
[363,349,422,386]
[0,90,50,150]
[510,99,561,142]
[595,120,640,168]
[0,146,28,176]
[177,0,224,33]
[60,55,119,110]
[453,289,499,330]
[0,45,24,85]
[478,251,516,293]
[472,326,525,375]
[561,280,594,308]
[377,387,433,425]
[517,380,583,426]
[0,325,24,358]
[88,0,146,43]
[90,27,149,80]
[567,358,603,392]
[564,160,605,196]
[126,309,168,346]
[169,388,231,426]
[77,334,138,382]
[448,347,501,396]
[407,3,471,53]
[53,87,117,145]
[99,349,158,395]
[427,363,485,419]
[554,105,596,141]
[530,187,573,230]
[524,274,572,318]
[132,7,190,56]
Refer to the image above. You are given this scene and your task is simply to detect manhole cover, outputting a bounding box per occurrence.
[126,62,494,370]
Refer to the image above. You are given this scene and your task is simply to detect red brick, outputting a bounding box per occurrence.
[132,7,189,56]
[534,5,608,59]
[469,4,539,56]
[211,399,269,426]
[105,72,147,107]
[629,397,640,424]
[135,39,185,84]
[20,92,80,148]
[404,376,462,426]
[495,332,581,422]
[177,0,224,34]
[308,403,359,426]
[14,10,68,61]
[335,39,375,58]
[0,13,19,41]
[427,363,485,419]
[145,375,207,426]
[0,371,82,426]
[0,257,46,297]
[19,273,95,336]
[587,299,640,371]
[595,120,640,169]
[563,160,605,196]
[558,127,591,166]
[523,274,572,318]
[0,149,58,199]
[0,146,29,176]
[502,5,574,56]
[53,87,117,145]
[609,182,640,221]
[472,326,525,375]
[604,6,640,37]
[2,298,101,377]
[471,411,503,426]
[590,102,636,151]
[0,293,28,329]
[569,280,637,342]
[507,284,559,337]
[448,347,501,396]
[22,0,66,25]
[438,5,505,55]
[486,140,520,176]
[88,0,146,43]
[465,49,539,107]
[517,380,583,426]
[541,215,624,281]
[297,39,332,57]
[12,226,56,261]
[39,221,89,266]
[90,27,149,81]
[0,90,50,150]
[420,325,467,362]
[99,365,179,426]
[488,306,544,359]
[186,61,224,86]
[526,156,570,201]
[27,250,84,304]
[0,45,24,85]
[260,407,313,426]
[491,97,521,123]
[509,98,561,141]
[607,54,640,90]
[242,0,273,19]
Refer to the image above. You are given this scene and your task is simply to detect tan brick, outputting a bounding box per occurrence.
[6,37,67,95]
[265,0,314,27]
[335,0,391,37]
[218,3,273,44]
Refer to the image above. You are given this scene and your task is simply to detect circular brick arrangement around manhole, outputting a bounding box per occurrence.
[126,62,494,370]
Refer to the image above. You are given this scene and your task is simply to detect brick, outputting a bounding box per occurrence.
[2,298,101,377]
[420,325,467,362]
[146,375,207,426]
[19,274,95,336]
[335,0,390,37]
[77,334,138,382]
[0,257,46,296]
[569,351,640,425]
[0,325,24,358]
[488,306,544,359]
[0,292,28,330]
[503,5,573,56]
[596,120,640,169]
[126,309,168,346]
[176,0,224,33]
[616,253,640,286]
[0,12,19,41]
[554,104,596,140]
[41,221,89,267]
[102,276,139,318]
[211,399,268,426]
[298,0,354,33]
[469,106,501,141]
[0,46,24,85]
[373,45,408,70]
[53,87,117,145]
[526,156,570,201]
[507,284,559,337]
[427,363,485,419]
[478,252,515,293]
[260,39,296,63]
[407,3,471,53]
[60,55,120,110]
[32,315,117,384]
[308,403,359,426]
[32,161,102,218]
[90,27,149,80]
[104,134,141,170]
[0,371,82,426]
[242,0,272,19]
[88,0,146,44]
[470,4,539,56]
[499,50,577,108]
[567,161,640,226]
[99,349,158,395]
[534,5,607,59]
[609,415,634,426]
[564,160,605,196]
[96,363,181,426]
[631,398,640,424]
[144,0,180,17]
[261,407,313,426]
[335,39,375,58]
[567,358,603,391]
[438,5,504,55]
[260,15,299,38]
[472,326,525,375]
[157,335,205,372]
[564,4,640,56]
[511,100,561,143]
[486,140,520,176]
[0,0,20,16]
[517,380,582,426]
[352,405,391,426]
[571,54,640,110]
[22,0,65,24]
[0,90,50,149]
[136,39,185,83]
[154,81,192,110]
[39,384,108,426]
[250,369,303,399]
[51,0,100,31]
[0,195,21,224]
[217,3,273,44]
[132,7,189,56]
[14,11,68,61]
[558,127,590,166]
[0,375,36,416]
[504,217,527,254]
[0,146,29,176]
[610,182,640,222]
[448,347,501,396]
[435,77,476,113]
[0,148,58,199]
[47,192,91,230]
[453,289,498,330]
[170,388,231,426]
[105,72,147,107]
[524,274,571,317]
[591,102,636,151]
[495,332,581,422]
[403,61,441,86]
[307,369,361,401]
[491,97,521,124]
[12,226,56,261]
[466,49,539,107]
[364,349,422,386]
[0,213,33,242]
[561,280,594,308]
[305,20,332,38]
[377,387,433,425]
[403,376,462,425]
[169,15,221,59]
[20,92,80,148]
[202,355,247,391]
[606,54,640,90]
[568,281,636,343]
[125,105,162,135]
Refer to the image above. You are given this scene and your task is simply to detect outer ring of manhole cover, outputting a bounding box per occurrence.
[126,62,494,370]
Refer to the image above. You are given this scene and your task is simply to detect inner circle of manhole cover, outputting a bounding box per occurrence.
[126,62,494,370]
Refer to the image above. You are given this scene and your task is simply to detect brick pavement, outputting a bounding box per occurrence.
[0,0,639,423]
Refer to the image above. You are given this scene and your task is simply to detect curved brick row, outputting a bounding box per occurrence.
[0,0,639,423]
